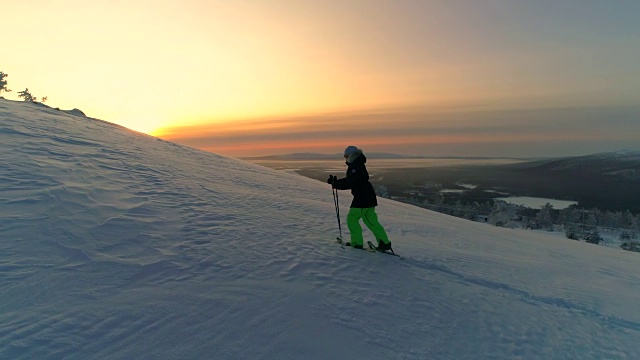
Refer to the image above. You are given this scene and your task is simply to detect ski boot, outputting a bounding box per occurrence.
[376,240,392,251]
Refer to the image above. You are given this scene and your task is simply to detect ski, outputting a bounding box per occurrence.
[367,241,405,260]
[337,237,402,258]
[337,237,375,252]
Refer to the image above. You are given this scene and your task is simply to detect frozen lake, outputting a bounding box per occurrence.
[499,196,578,209]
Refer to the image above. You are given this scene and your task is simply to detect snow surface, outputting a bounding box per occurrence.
[1,98,640,359]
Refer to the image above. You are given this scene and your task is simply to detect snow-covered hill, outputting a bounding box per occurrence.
[1,99,639,359]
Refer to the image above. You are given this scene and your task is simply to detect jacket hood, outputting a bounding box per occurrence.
[346,150,366,165]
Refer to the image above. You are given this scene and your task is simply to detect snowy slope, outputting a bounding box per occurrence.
[1,99,640,359]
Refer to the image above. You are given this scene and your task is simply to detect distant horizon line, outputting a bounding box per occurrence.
[240,149,640,161]
[240,152,575,161]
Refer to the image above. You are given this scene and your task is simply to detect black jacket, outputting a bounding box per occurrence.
[333,153,378,208]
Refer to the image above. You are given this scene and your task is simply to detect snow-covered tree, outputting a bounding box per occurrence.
[584,228,603,245]
[465,201,488,221]
[536,203,555,230]
[423,192,445,212]
[585,208,600,227]
[621,210,637,230]
[0,71,11,94]
[375,184,390,199]
[564,224,580,240]
[620,241,640,252]
[559,208,583,226]
[451,200,464,218]
[601,211,619,229]
[619,231,636,241]
[490,201,519,228]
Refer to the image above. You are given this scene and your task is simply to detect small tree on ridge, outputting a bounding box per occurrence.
[18,88,36,102]
[0,71,11,94]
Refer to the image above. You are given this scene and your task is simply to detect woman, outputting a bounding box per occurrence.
[328,146,392,250]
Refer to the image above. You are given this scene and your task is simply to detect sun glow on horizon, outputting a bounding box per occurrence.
[150,106,640,158]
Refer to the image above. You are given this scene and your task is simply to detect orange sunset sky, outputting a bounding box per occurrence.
[3,1,640,158]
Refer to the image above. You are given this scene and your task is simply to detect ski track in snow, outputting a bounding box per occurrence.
[1,99,640,359]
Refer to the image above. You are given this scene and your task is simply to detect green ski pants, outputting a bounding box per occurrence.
[346,207,389,247]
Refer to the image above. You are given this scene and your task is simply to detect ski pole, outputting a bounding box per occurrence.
[331,181,342,241]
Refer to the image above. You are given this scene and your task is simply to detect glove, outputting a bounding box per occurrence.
[327,175,337,185]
